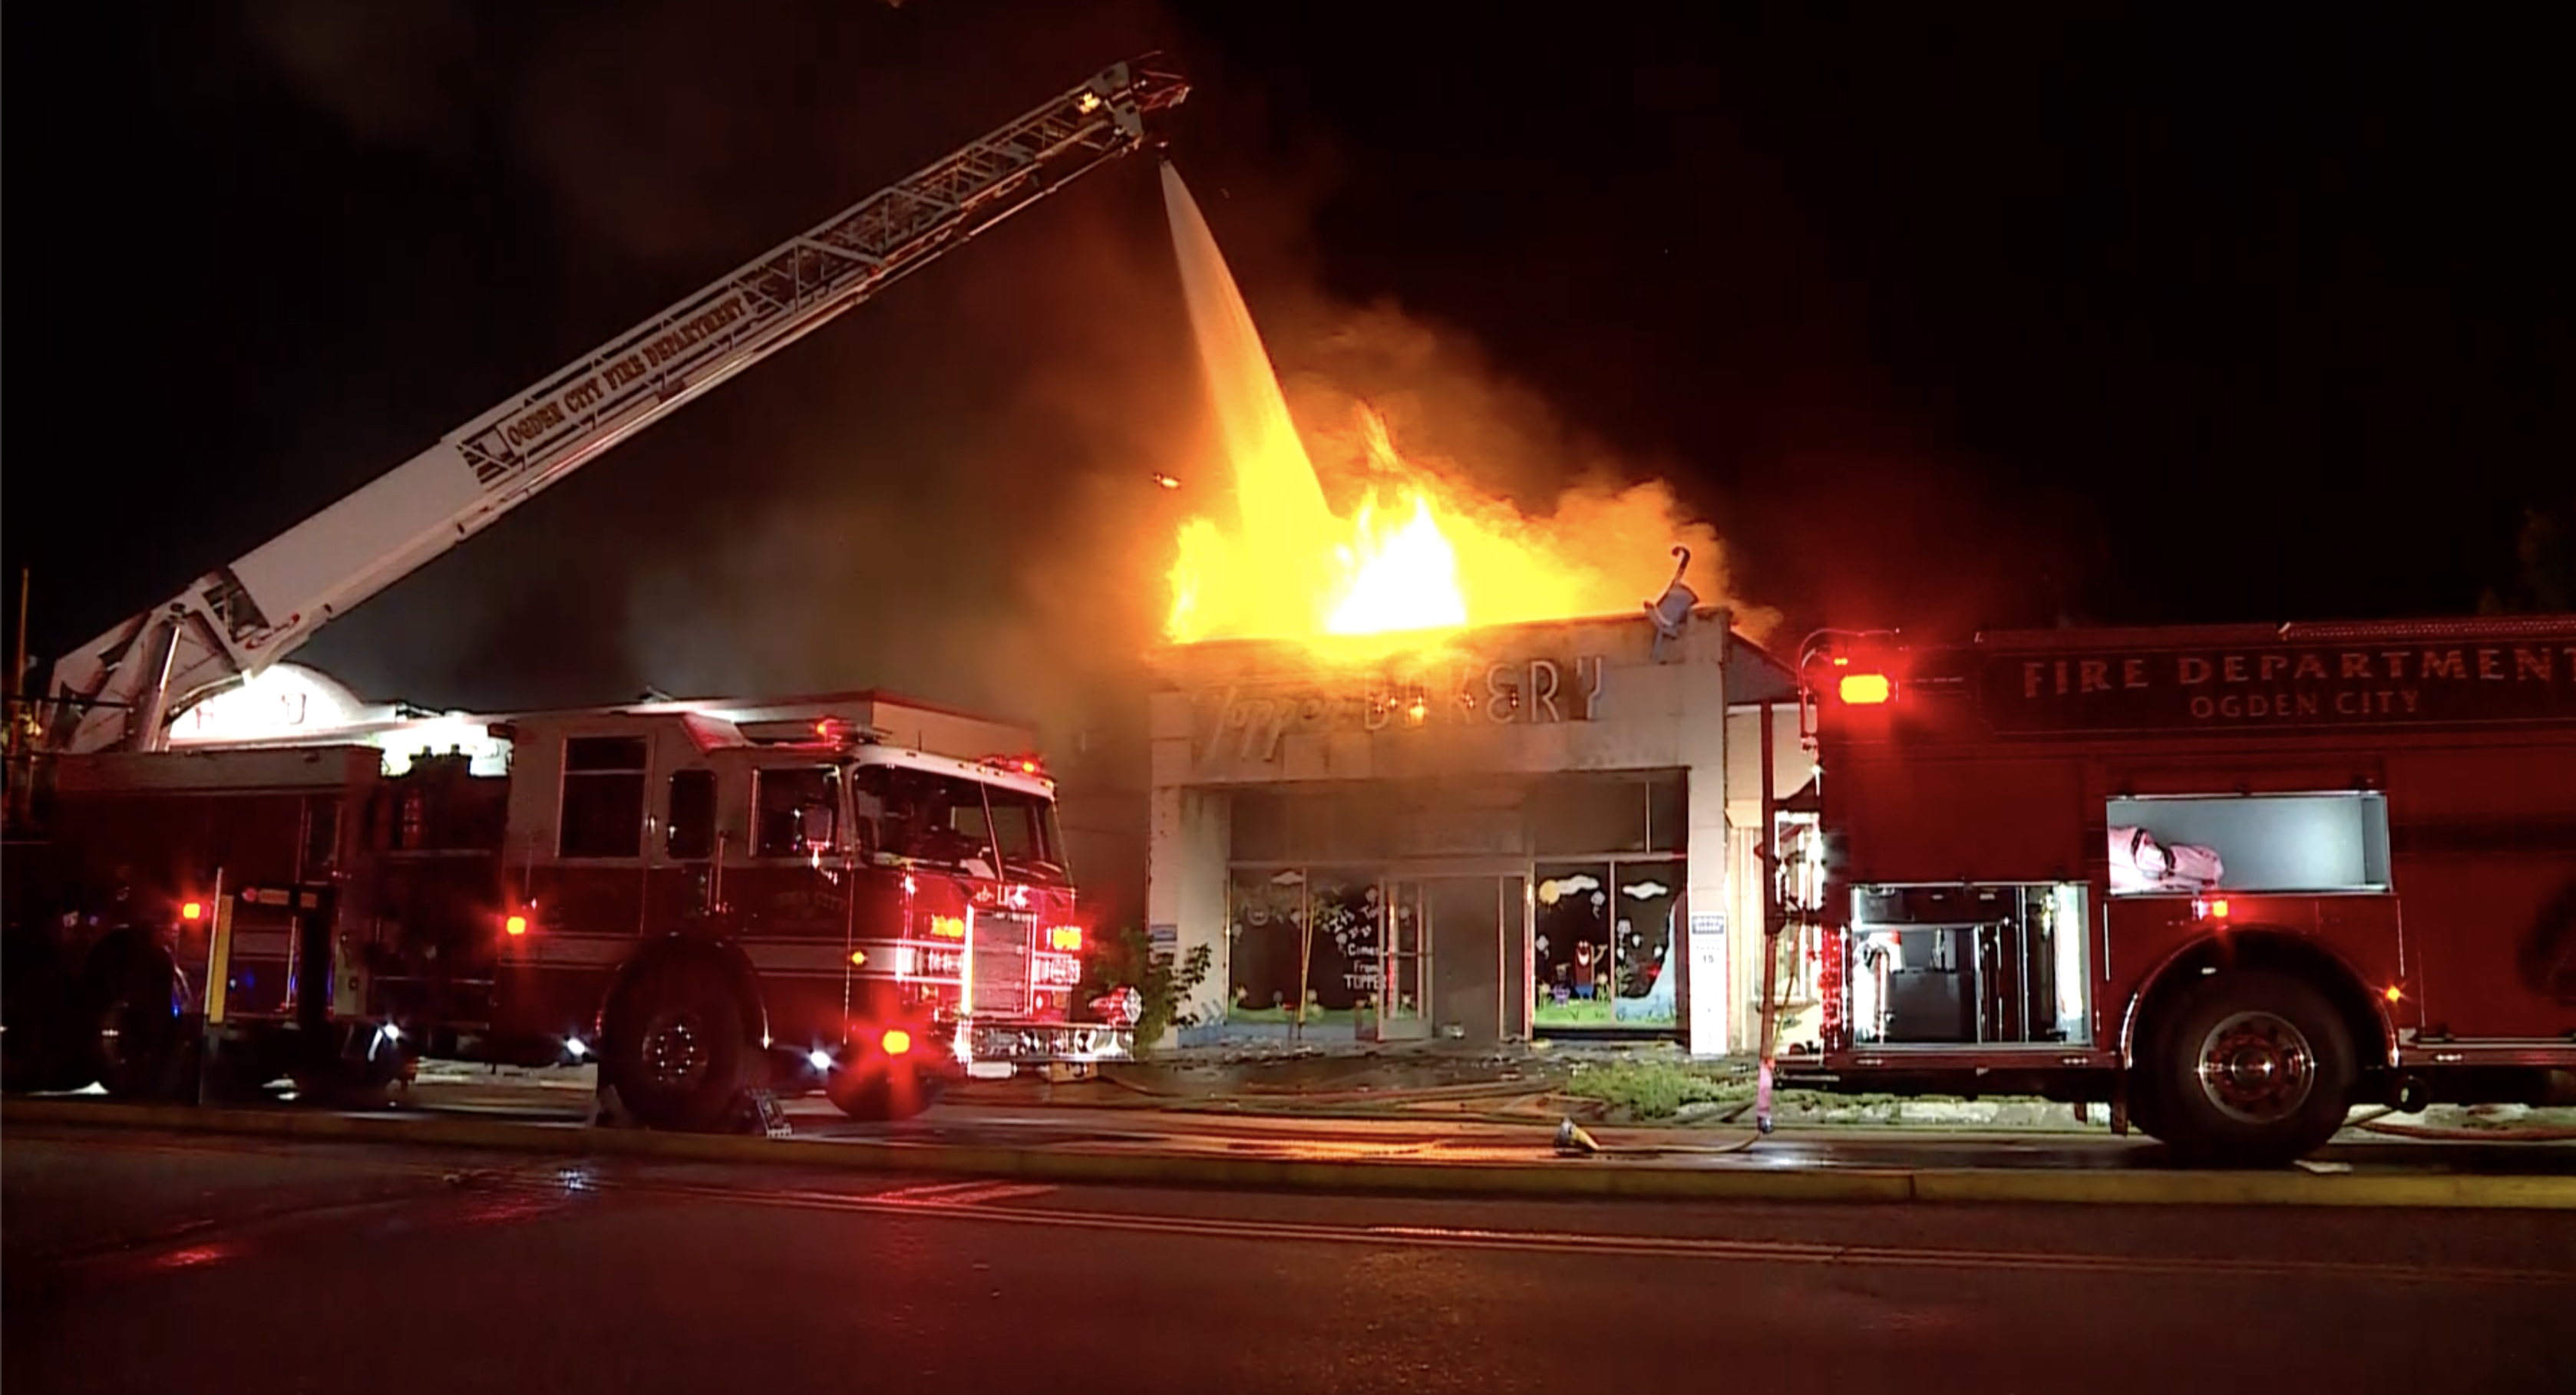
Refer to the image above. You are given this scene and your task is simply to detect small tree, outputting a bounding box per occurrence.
[1076,925,1213,1055]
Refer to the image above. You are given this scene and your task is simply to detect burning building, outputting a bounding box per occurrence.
[1145,608,1809,1053]
[1142,163,1811,1054]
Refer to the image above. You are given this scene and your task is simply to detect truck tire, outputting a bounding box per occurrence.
[825,1072,947,1123]
[2147,969,2353,1169]
[604,961,749,1133]
[84,948,188,1100]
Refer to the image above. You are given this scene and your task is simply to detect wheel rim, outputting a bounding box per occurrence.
[97,996,139,1076]
[639,1011,709,1093]
[2193,1009,2317,1125]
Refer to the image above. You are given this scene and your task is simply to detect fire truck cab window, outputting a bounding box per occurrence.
[665,769,717,860]
[984,783,1065,879]
[754,767,841,858]
[559,736,649,859]
[853,765,1001,873]
[300,796,341,876]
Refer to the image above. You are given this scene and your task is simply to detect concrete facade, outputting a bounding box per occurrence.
[1144,608,1811,1054]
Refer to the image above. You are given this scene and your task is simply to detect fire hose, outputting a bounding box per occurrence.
[1553,1116,1763,1156]
[2343,1104,2576,1143]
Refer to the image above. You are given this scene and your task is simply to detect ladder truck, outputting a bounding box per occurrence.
[1,56,1188,1128]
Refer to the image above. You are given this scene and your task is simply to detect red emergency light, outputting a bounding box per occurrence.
[1838,672,1894,705]
[504,912,530,937]
[180,900,203,922]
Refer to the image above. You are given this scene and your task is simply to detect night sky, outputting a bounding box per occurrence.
[8,2,2570,730]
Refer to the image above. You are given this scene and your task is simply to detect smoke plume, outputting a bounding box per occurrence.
[239,0,1775,748]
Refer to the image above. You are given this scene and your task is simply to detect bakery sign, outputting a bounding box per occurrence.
[1980,640,2576,735]
[1200,655,1610,765]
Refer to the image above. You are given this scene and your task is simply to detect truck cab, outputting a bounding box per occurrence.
[487,706,1122,1130]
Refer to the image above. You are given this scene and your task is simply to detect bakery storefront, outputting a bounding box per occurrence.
[1145,609,1808,1054]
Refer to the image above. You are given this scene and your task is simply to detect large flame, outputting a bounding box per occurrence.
[1160,165,1742,651]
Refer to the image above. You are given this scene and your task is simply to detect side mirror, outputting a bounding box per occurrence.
[798,803,836,852]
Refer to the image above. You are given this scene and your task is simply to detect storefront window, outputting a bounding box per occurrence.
[1227,868,1306,1021]
[1304,869,1382,1019]
[1531,778,1647,857]
[1534,862,1612,1027]
[1610,860,1682,1027]
[1534,858,1681,1030]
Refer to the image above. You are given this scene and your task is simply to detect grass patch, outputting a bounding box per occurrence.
[1557,1059,1752,1120]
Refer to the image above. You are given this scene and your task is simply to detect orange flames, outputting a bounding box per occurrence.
[1158,164,1749,653]
[1163,404,1745,649]
[1161,399,1745,651]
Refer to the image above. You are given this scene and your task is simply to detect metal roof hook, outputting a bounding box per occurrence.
[1646,546,1699,661]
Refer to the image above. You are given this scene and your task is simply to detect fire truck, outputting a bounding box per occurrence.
[1776,616,2576,1167]
[0,55,1189,1128]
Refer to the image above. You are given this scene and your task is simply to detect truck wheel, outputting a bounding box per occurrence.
[2148,970,2353,1169]
[825,1073,948,1123]
[605,962,748,1133]
[86,951,187,1100]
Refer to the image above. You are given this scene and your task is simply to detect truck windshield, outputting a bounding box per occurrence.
[984,783,1068,884]
[852,764,1068,885]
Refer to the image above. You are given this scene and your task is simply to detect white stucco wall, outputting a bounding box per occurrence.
[1146,609,1745,1052]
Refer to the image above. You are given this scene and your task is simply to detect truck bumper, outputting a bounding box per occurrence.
[959,1019,1134,1078]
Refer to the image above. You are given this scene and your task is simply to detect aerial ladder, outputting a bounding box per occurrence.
[38,55,1188,757]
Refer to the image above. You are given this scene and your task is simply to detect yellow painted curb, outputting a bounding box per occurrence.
[8,1100,2570,1209]
[1911,1166,2576,1211]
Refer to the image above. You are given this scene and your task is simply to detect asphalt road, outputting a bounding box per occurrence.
[5,1124,2570,1395]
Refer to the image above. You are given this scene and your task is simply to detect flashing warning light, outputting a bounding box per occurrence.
[1022,760,1039,774]
[2384,984,2404,1003]
[1838,672,1893,705]
[180,900,203,922]
[1045,925,1084,952]
[2192,898,2231,922]
[880,1027,913,1056]
[505,913,529,937]
[849,948,869,967]
[928,914,967,940]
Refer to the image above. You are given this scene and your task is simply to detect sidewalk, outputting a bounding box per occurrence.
[401,1040,2576,1142]
[1040,1040,2576,1141]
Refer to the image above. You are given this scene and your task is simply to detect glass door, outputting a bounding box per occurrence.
[1369,879,1432,1040]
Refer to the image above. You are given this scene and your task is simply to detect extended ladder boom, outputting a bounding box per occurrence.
[46,55,1188,755]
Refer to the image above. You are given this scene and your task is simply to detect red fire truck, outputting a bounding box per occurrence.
[4,691,1121,1130]
[1,54,1188,1128]
[1778,616,2576,1166]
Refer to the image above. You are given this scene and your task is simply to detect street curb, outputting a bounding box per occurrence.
[9,1099,2574,1210]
